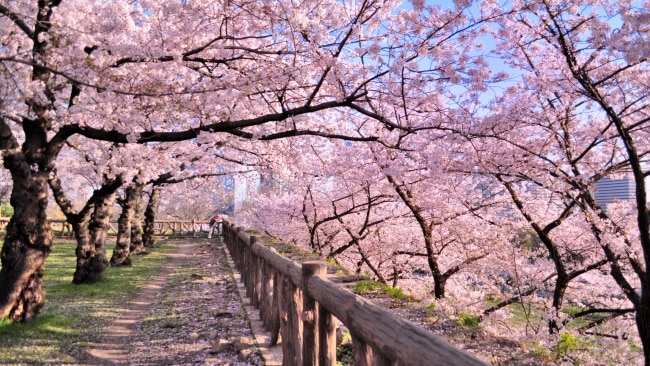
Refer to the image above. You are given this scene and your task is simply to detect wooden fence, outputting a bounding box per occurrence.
[0,217,211,237]
[222,221,488,366]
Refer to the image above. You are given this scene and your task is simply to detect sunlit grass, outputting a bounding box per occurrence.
[352,279,414,301]
[0,239,177,365]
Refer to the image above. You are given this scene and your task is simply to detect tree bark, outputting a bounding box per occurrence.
[0,146,53,321]
[129,183,145,255]
[430,255,446,299]
[73,192,116,283]
[143,186,161,248]
[111,183,143,266]
[48,169,122,284]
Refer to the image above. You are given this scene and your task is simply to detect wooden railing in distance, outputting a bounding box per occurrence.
[0,217,210,237]
[222,221,489,366]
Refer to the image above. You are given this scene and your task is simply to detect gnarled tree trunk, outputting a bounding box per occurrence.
[111,182,143,266]
[0,149,52,322]
[49,170,122,284]
[73,192,116,284]
[129,184,145,255]
[143,186,161,248]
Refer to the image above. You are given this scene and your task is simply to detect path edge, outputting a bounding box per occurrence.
[221,242,283,366]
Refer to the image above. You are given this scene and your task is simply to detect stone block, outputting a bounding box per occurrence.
[209,338,232,354]
[233,336,251,351]
[238,348,252,362]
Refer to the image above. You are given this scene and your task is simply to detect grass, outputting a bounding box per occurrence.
[457,313,481,327]
[352,279,383,294]
[352,280,413,301]
[0,239,176,365]
[485,295,546,328]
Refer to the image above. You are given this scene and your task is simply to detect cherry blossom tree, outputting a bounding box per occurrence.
[460,0,649,359]
[0,0,409,321]
[241,133,511,302]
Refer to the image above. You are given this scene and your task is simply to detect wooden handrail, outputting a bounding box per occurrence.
[222,221,488,366]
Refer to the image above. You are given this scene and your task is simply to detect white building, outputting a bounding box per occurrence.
[233,171,260,213]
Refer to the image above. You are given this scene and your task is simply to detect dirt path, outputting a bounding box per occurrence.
[81,241,197,365]
[76,239,267,366]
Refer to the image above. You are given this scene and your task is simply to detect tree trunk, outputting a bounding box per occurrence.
[549,274,569,334]
[72,192,115,284]
[129,183,145,255]
[111,183,142,266]
[431,263,446,299]
[0,168,52,322]
[48,168,122,284]
[0,107,56,322]
[143,186,161,248]
[636,292,650,366]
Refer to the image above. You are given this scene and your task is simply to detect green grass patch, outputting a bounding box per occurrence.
[325,256,349,275]
[352,280,384,294]
[628,339,644,354]
[561,306,586,317]
[559,305,614,330]
[0,314,74,337]
[0,239,177,365]
[556,333,579,357]
[526,342,551,360]
[383,286,408,300]
[457,313,481,327]
[352,280,412,301]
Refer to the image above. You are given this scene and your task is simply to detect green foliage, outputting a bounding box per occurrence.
[0,203,13,217]
[457,313,481,327]
[555,333,581,357]
[336,344,355,365]
[556,333,578,355]
[341,331,352,344]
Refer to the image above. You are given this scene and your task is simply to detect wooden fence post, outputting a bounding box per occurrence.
[250,235,261,307]
[280,273,302,366]
[270,268,281,345]
[320,302,337,366]
[302,261,330,366]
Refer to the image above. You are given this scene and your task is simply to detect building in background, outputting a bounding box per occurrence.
[594,175,650,210]
[233,171,260,214]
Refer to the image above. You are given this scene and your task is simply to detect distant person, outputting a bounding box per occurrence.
[208,214,222,238]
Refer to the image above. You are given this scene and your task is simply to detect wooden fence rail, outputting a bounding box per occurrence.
[0,217,211,237]
[222,221,488,366]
